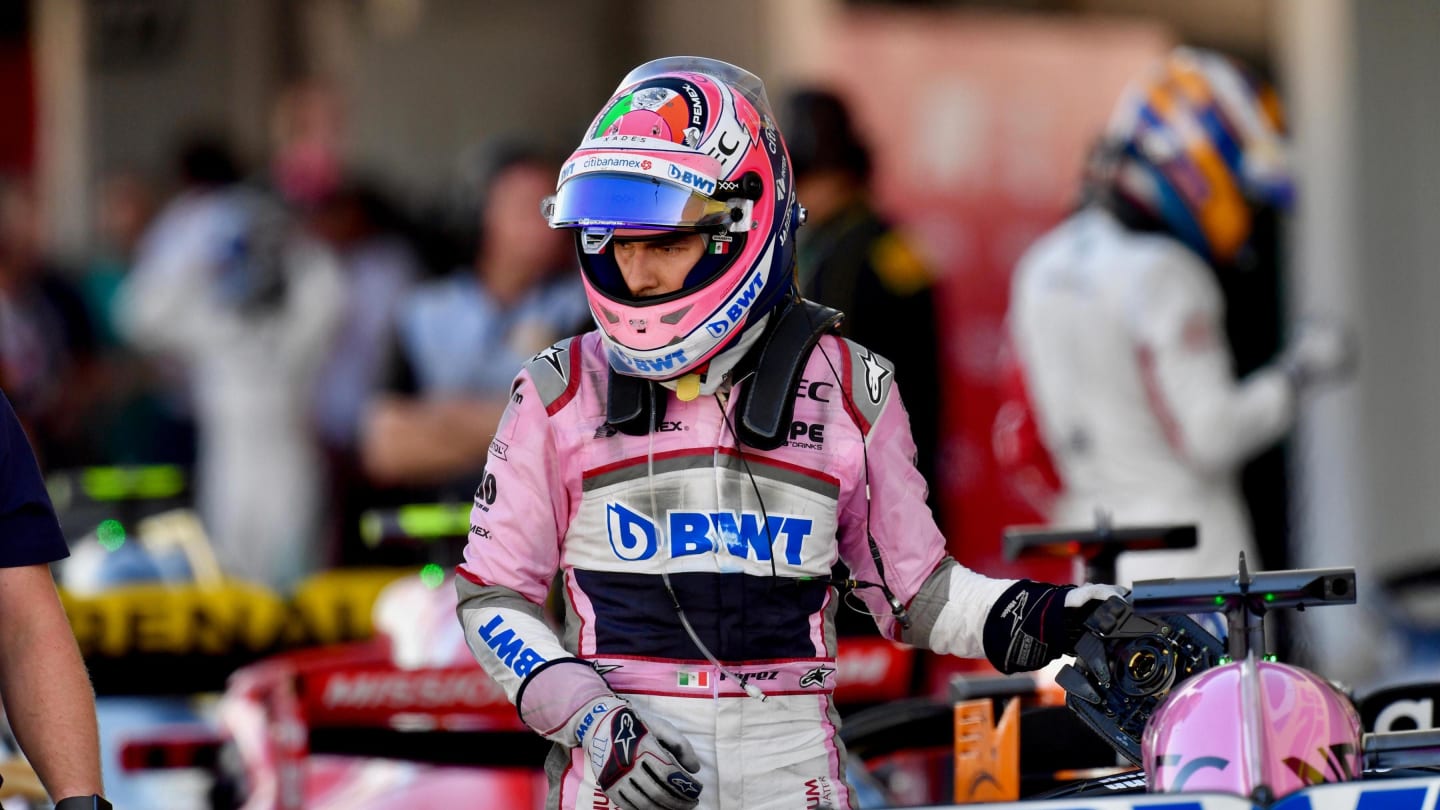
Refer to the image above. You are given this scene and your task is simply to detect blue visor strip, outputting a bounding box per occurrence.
[550,173,721,229]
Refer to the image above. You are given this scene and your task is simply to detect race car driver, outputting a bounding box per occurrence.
[1005,47,1353,587]
[455,56,1122,810]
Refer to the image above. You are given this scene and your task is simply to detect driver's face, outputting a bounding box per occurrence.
[612,231,706,297]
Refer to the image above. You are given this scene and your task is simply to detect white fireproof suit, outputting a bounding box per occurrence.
[1008,207,1296,586]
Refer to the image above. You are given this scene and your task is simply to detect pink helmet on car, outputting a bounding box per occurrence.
[1143,656,1363,802]
[542,56,802,381]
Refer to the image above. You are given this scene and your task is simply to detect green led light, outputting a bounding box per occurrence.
[1263,654,1278,662]
[419,563,446,589]
[396,504,471,540]
[1218,655,1233,665]
[1264,592,1276,602]
[1214,595,1225,605]
[80,465,185,501]
[96,519,126,551]
[134,465,185,498]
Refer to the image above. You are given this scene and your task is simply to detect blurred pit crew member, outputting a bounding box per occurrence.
[456,57,1123,810]
[360,143,588,493]
[782,87,942,523]
[0,389,110,808]
[119,135,345,591]
[1003,47,1353,587]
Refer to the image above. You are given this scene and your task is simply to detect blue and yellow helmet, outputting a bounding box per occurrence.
[1098,47,1292,267]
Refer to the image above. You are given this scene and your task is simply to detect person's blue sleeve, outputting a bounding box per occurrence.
[0,391,70,566]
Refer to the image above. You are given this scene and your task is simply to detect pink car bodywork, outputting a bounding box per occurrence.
[215,641,547,810]
[1144,656,1364,800]
[200,575,919,809]
[211,575,545,810]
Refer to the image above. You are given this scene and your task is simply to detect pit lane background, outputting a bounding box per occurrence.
[8,0,1438,692]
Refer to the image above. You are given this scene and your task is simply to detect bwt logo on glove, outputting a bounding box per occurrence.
[584,700,704,810]
[575,701,611,744]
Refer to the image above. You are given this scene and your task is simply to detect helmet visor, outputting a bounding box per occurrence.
[546,173,732,231]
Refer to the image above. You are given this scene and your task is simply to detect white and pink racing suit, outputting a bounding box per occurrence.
[456,327,1021,810]
[1008,207,1296,586]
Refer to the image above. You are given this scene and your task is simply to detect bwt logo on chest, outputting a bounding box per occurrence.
[605,502,813,565]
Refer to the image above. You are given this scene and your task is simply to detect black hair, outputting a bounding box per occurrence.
[423,135,561,268]
[780,88,872,182]
[469,137,560,214]
[175,131,243,188]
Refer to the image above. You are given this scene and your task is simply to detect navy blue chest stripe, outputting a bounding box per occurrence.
[573,569,829,661]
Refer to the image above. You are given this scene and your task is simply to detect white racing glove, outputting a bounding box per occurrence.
[1281,317,1357,389]
[574,697,703,810]
[514,658,703,809]
[1065,583,1130,609]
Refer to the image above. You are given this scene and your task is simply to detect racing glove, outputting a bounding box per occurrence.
[517,660,704,809]
[1281,317,1356,390]
[571,696,703,810]
[982,580,1128,673]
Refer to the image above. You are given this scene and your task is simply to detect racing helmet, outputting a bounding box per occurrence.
[1094,47,1292,267]
[542,56,801,380]
[1143,657,1363,802]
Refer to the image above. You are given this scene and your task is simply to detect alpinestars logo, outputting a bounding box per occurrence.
[1002,591,1029,637]
[860,349,890,404]
[534,344,566,377]
[667,772,702,799]
[612,710,639,766]
[799,665,835,689]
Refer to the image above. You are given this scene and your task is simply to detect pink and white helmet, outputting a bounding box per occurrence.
[542,56,802,380]
[1143,657,1363,802]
